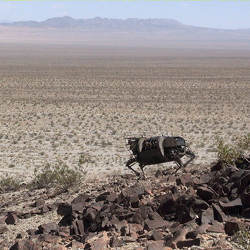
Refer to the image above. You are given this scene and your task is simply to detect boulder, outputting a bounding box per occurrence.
[224,220,240,236]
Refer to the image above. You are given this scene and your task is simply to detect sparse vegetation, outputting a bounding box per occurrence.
[231,226,250,250]
[0,175,22,193]
[216,133,250,165]
[0,46,249,182]
[29,159,86,192]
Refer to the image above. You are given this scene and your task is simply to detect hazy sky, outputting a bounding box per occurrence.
[0,0,250,29]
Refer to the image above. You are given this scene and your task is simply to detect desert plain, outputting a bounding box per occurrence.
[0,44,249,181]
[0,41,249,249]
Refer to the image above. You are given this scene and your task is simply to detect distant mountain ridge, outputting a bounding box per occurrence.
[1,16,250,49]
[0,16,202,31]
[2,16,250,32]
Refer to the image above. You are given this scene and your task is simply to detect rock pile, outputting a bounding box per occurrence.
[7,158,250,249]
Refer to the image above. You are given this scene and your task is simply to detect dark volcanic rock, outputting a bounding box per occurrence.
[225,220,240,236]
[230,169,246,183]
[241,186,250,208]
[158,194,176,218]
[72,193,91,204]
[95,191,110,202]
[211,161,223,172]
[175,196,196,223]
[72,219,85,235]
[8,159,249,250]
[57,202,72,216]
[239,173,250,193]
[219,198,242,214]
[5,212,19,225]
[132,205,154,224]
[212,204,227,222]
[192,198,209,213]
[196,187,216,202]
[71,202,85,214]
[121,184,145,207]
[235,157,250,170]
[186,230,198,239]
[242,208,250,218]
[176,238,201,248]
[144,217,167,231]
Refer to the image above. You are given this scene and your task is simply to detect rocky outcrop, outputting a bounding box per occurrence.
[4,158,250,249]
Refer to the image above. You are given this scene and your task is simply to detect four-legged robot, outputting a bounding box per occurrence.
[125,136,195,179]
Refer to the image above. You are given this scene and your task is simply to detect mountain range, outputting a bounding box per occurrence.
[1,17,250,49]
[2,16,250,32]
[1,16,185,31]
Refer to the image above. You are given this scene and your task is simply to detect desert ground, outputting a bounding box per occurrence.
[0,43,249,249]
[0,44,249,181]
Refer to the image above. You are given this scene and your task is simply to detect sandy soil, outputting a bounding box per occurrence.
[0,44,249,182]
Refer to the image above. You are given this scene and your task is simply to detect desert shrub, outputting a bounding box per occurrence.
[29,159,86,192]
[216,133,250,166]
[216,138,241,165]
[0,175,22,193]
[231,226,250,250]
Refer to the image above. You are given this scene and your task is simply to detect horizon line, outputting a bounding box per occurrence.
[1,16,250,31]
